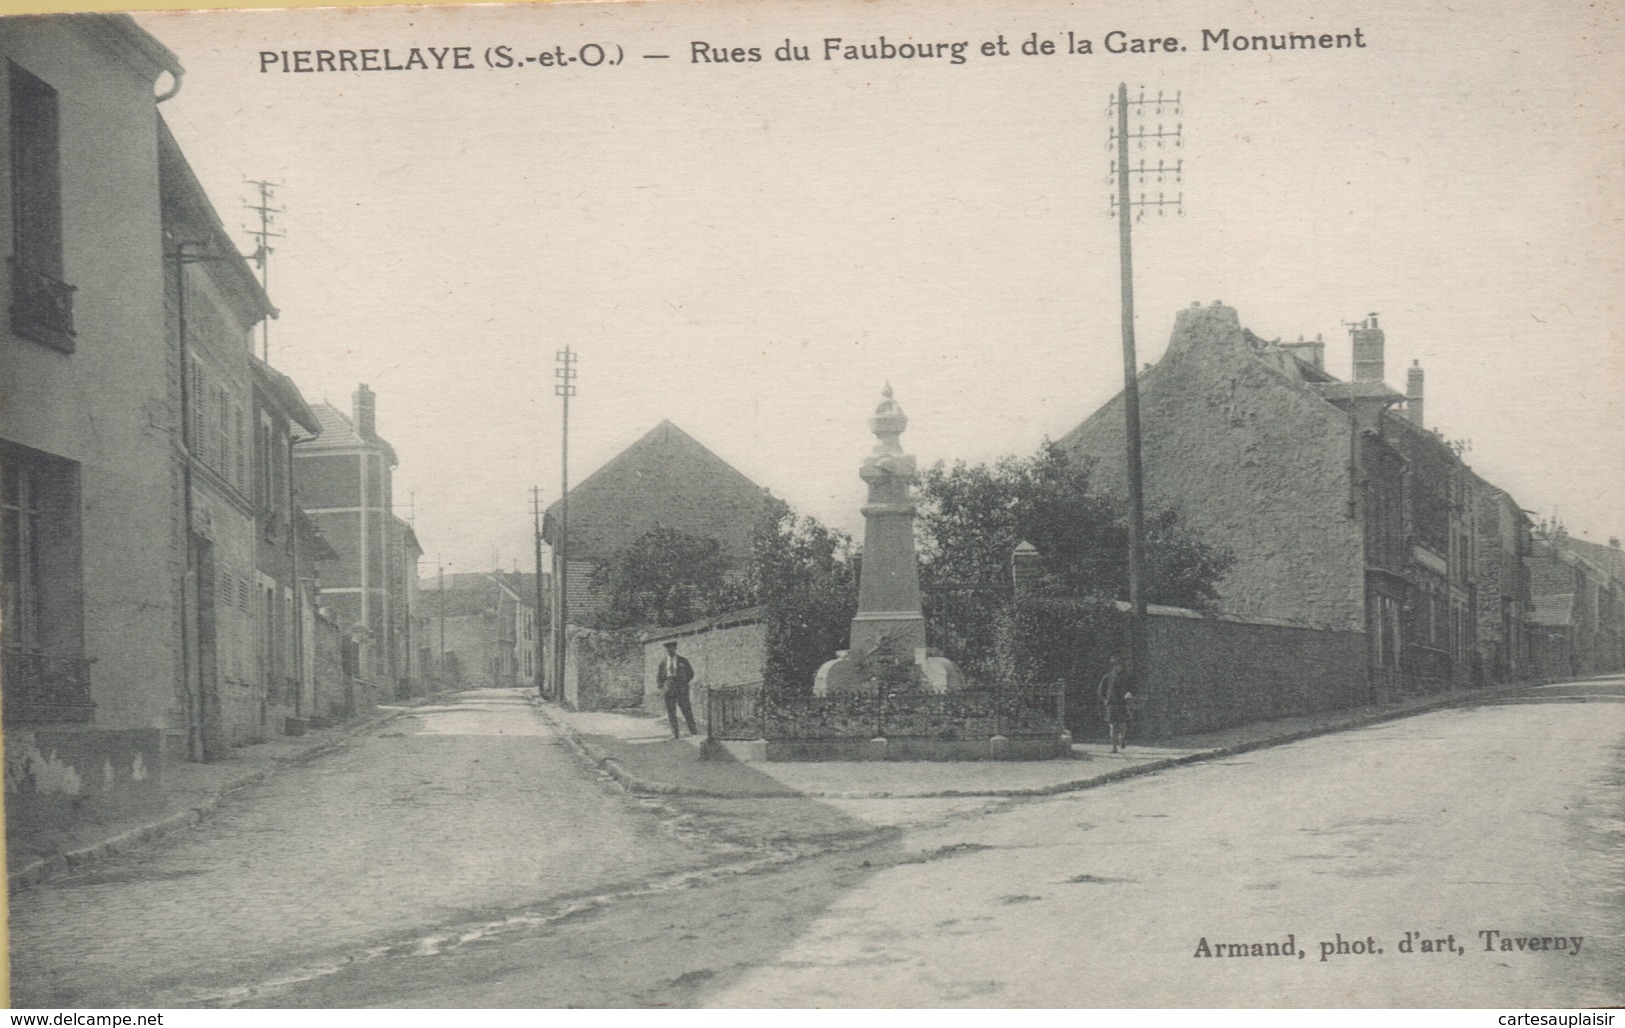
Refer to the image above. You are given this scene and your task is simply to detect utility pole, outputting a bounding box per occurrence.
[437,558,448,683]
[1108,84,1182,696]
[243,178,284,363]
[554,346,578,701]
[531,486,548,698]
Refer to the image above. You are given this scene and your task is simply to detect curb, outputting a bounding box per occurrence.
[534,681,1534,802]
[7,692,454,894]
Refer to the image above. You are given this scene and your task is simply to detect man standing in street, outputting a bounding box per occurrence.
[657,639,698,740]
[1098,655,1133,753]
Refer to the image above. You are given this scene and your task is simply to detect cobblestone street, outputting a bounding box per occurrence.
[7,689,750,1007]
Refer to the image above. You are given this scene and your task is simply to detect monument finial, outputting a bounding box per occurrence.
[869,383,908,453]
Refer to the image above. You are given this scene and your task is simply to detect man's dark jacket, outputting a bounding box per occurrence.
[658,654,695,692]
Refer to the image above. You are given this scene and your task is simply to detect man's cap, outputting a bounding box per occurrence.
[663,640,678,649]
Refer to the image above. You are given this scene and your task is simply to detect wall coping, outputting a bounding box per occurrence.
[641,606,767,645]
[1111,599,1356,634]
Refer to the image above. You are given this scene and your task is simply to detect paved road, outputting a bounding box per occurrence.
[7,689,750,1007]
[11,680,1622,1008]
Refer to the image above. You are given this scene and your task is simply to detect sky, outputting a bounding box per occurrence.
[134,0,1625,576]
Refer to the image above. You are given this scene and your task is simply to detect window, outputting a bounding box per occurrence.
[1,442,89,722]
[8,62,74,352]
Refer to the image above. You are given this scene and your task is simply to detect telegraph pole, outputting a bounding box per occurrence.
[531,486,548,697]
[554,346,577,700]
[437,558,448,683]
[243,178,284,363]
[1108,84,1182,694]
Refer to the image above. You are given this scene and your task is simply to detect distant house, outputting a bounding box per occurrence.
[293,386,416,699]
[420,571,539,689]
[1526,527,1625,679]
[390,514,426,690]
[543,420,779,629]
[1060,301,1534,699]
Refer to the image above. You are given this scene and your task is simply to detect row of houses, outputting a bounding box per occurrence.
[1062,300,1624,700]
[2,15,426,834]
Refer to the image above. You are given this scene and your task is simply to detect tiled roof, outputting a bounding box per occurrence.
[543,420,773,565]
[1563,536,1625,581]
[300,402,399,464]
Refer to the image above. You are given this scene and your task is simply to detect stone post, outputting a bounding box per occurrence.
[1011,540,1041,599]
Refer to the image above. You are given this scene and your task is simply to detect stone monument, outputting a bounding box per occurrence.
[815,384,964,695]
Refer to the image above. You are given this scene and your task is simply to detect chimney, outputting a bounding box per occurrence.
[1406,359,1425,427]
[354,384,377,440]
[1280,333,1326,372]
[1351,312,1385,383]
[1611,537,1620,549]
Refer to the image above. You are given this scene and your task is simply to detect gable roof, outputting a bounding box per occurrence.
[544,420,774,565]
[300,401,399,465]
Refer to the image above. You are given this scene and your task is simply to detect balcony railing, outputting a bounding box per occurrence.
[8,257,77,353]
[3,650,95,724]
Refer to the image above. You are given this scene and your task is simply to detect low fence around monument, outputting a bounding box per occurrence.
[703,683,1067,758]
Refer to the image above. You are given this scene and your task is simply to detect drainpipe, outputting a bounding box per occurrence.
[172,237,201,761]
[290,434,311,719]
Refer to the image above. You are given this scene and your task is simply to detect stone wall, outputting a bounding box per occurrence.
[643,612,767,723]
[1130,609,1368,738]
[562,628,644,710]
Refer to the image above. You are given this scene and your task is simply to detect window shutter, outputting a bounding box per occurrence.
[234,407,247,490]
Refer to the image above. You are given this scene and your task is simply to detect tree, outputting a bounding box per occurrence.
[747,507,858,696]
[915,440,1232,609]
[588,524,749,630]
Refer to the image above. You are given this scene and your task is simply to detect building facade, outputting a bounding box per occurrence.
[159,116,284,755]
[293,386,413,699]
[420,571,538,689]
[3,16,189,828]
[1526,527,1625,679]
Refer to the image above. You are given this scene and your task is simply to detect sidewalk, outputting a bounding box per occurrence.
[5,696,443,893]
[537,679,1543,801]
